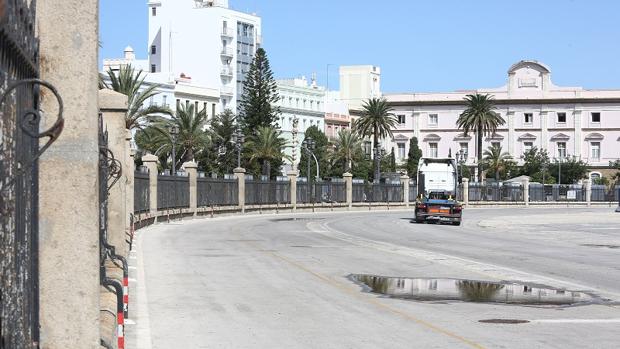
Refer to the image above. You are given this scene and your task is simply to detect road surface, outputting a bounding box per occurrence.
[128,207,620,349]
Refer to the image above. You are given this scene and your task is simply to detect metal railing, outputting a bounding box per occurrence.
[528,184,585,202]
[134,171,150,213]
[591,185,619,202]
[157,175,190,210]
[197,177,238,207]
[245,180,290,205]
[314,181,346,203]
[468,182,523,202]
[352,181,404,203]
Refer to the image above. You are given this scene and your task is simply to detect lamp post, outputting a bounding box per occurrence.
[231,127,244,168]
[302,137,316,202]
[374,145,383,183]
[169,124,180,176]
[457,149,466,182]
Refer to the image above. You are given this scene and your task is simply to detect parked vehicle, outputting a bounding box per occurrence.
[414,158,463,225]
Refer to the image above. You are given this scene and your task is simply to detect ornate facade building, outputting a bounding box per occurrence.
[384,60,620,179]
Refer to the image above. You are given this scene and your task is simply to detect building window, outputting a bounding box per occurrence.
[185,100,190,109]
[429,143,438,158]
[162,95,167,107]
[203,102,207,114]
[557,142,566,158]
[176,99,180,110]
[491,141,500,149]
[363,141,372,158]
[194,101,199,112]
[151,7,157,16]
[151,45,157,54]
[151,64,156,73]
[524,113,533,124]
[397,143,406,160]
[212,104,216,117]
[557,112,566,123]
[591,142,600,160]
[459,142,469,158]
[591,112,601,123]
[397,114,406,125]
[428,114,438,126]
[523,141,533,153]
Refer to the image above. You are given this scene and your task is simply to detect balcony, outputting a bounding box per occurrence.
[220,66,233,77]
[221,27,234,38]
[220,47,234,57]
[220,86,234,96]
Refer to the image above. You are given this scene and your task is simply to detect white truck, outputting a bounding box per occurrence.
[414,157,463,225]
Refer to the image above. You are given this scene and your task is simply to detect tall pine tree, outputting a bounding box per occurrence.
[406,137,423,177]
[239,48,280,133]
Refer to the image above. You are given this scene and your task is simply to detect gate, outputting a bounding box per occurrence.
[0,1,63,348]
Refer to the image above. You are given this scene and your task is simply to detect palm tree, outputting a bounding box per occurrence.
[483,145,512,181]
[101,64,172,130]
[330,129,363,173]
[137,104,209,170]
[354,97,398,181]
[245,126,289,177]
[457,94,505,181]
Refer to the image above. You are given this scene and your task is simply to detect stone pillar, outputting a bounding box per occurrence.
[287,171,298,211]
[584,179,591,207]
[142,154,159,214]
[184,161,198,214]
[462,178,469,207]
[524,178,530,207]
[37,1,101,348]
[401,175,410,207]
[100,89,129,257]
[234,167,246,213]
[343,172,353,209]
[126,131,135,230]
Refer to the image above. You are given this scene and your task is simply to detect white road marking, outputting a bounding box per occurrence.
[135,231,154,349]
[530,319,620,324]
[307,221,620,301]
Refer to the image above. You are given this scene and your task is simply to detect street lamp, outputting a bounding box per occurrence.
[374,145,383,183]
[168,124,180,176]
[231,127,245,169]
[302,137,316,202]
[456,149,467,182]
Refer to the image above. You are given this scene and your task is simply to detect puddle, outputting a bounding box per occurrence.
[350,274,598,306]
[270,217,325,222]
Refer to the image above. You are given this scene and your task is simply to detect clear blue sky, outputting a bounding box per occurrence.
[100,0,620,93]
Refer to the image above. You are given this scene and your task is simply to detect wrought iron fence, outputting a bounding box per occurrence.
[297,181,310,204]
[529,184,585,202]
[314,181,346,203]
[352,182,366,202]
[0,1,63,347]
[351,181,404,203]
[245,180,290,205]
[197,177,238,206]
[468,182,523,202]
[591,185,618,202]
[157,175,190,209]
[134,171,150,213]
[409,180,418,201]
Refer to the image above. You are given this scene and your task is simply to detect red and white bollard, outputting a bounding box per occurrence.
[123,276,129,319]
[117,311,125,349]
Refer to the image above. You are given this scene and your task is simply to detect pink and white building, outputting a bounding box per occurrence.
[384,60,620,179]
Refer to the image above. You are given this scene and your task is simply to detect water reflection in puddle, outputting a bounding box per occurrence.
[351,274,596,305]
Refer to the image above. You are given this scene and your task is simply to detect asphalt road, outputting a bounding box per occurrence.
[128,207,620,349]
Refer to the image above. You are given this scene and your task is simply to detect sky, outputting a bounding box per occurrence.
[100,0,620,93]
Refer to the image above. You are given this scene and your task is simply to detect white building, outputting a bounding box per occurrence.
[339,65,382,111]
[384,60,620,179]
[275,76,326,173]
[147,0,262,113]
[103,47,221,119]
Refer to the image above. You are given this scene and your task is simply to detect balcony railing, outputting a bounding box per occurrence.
[221,27,234,37]
[220,66,233,77]
[220,47,234,57]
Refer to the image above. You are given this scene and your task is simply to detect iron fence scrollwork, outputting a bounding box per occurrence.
[1,1,64,348]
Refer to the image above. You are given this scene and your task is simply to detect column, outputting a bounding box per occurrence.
[507,111,515,156]
[100,89,129,256]
[287,171,298,211]
[142,154,159,214]
[343,172,353,209]
[524,178,530,207]
[540,111,549,151]
[584,179,591,207]
[184,161,198,215]
[37,0,101,347]
[400,174,410,207]
[462,178,469,207]
[234,167,246,213]
[573,110,583,157]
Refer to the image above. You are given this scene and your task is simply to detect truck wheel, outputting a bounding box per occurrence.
[453,221,461,226]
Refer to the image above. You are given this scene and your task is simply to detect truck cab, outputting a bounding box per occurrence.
[414,158,463,225]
